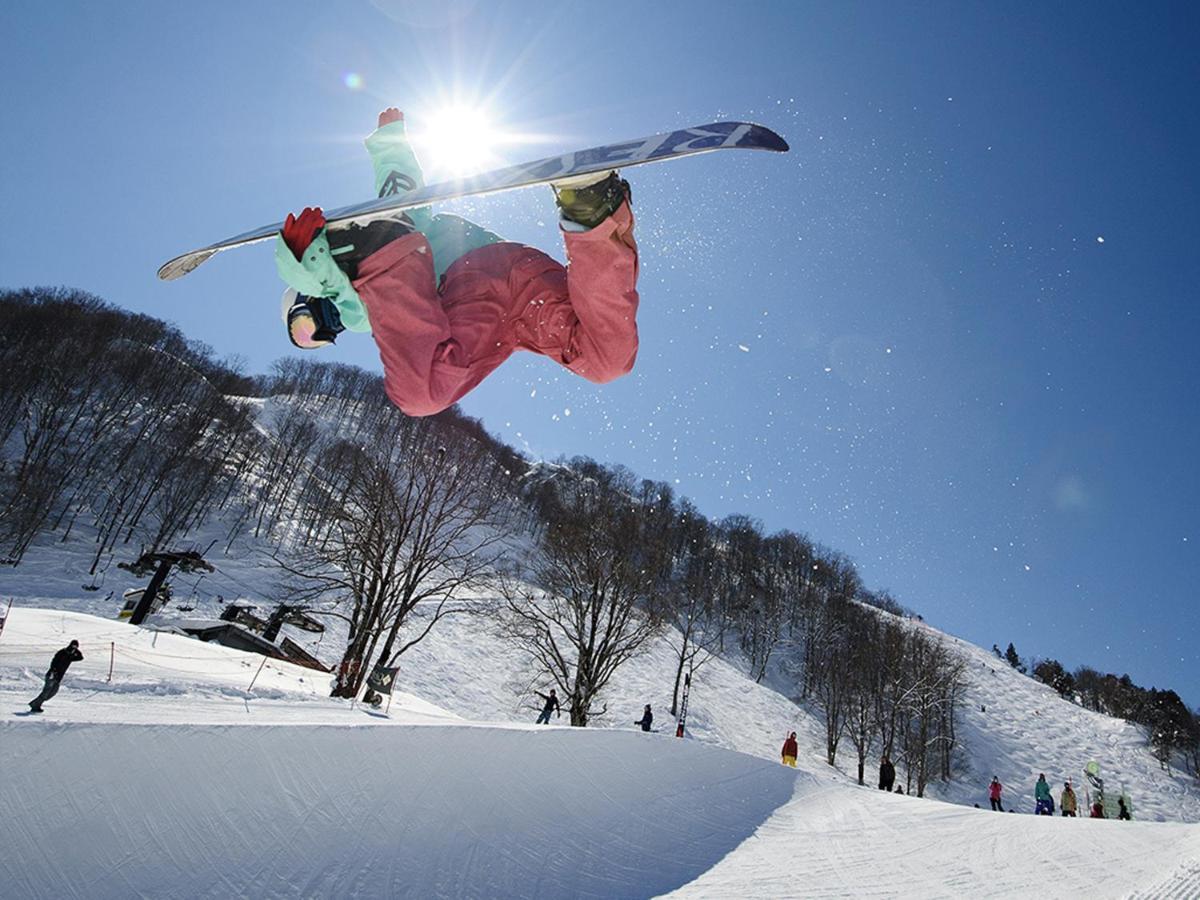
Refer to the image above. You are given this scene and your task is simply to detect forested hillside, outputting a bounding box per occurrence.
[2,286,1197,797]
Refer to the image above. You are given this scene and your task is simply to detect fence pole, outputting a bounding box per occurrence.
[107,642,115,683]
[247,656,268,693]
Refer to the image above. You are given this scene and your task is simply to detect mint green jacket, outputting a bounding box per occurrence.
[275,120,504,332]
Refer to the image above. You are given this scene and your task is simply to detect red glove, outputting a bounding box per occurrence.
[281,207,326,259]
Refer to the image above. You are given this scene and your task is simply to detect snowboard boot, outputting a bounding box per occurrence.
[325,215,415,280]
[553,171,630,230]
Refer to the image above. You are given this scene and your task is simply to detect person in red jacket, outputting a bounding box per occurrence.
[276,108,639,418]
[781,732,799,767]
[988,776,1004,811]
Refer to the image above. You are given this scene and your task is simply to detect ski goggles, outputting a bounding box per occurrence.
[282,290,345,350]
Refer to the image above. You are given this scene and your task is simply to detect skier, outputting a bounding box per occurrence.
[534,688,560,725]
[28,640,84,713]
[634,704,653,732]
[1034,773,1053,815]
[1117,797,1131,820]
[1060,782,1078,817]
[988,776,1004,812]
[878,756,896,791]
[781,732,798,767]
[276,108,639,418]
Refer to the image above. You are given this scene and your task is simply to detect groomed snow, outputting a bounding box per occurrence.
[3,607,1200,897]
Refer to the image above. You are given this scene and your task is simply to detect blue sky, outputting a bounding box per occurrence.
[3,1,1198,704]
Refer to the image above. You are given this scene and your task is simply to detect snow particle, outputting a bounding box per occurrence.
[1096,236,1105,243]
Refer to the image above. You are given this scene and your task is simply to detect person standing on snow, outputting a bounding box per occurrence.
[1060,782,1078,817]
[988,776,1004,811]
[275,108,640,418]
[28,640,83,713]
[534,688,560,725]
[781,732,799,767]
[879,756,896,791]
[1117,797,1131,820]
[634,704,653,732]
[1034,773,1053,815]
[1090,800,1106,818]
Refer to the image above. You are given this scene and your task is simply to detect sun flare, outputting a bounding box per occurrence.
[416,106,502,178]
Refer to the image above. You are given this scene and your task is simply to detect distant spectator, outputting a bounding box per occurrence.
[895,785,905,795]
[1117,797,1131,820]
[28,640,83,714]
[635,704,653,732]
[1060,782,1077,817]
[1090,801,1105,819]
[878,756,896,791]
[988,777,1004,812]
[534,688,560,724]
[1034,774,1053,815]
[781,732,798,767]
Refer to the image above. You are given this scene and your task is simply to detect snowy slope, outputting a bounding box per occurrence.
[924,623,1200,822]
[4,607,1200,899]
[1,610,793,899]
[667,776,1200,899]
[3,519,1199,824]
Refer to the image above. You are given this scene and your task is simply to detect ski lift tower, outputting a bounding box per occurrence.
[118,550,215,626]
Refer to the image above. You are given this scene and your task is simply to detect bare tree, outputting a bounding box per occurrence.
[501,462,667,726]
[277,414,516,698]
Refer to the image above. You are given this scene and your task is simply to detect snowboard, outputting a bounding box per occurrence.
[157,120,788,281]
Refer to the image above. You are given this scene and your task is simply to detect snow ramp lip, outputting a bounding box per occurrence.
[0,720,797,899]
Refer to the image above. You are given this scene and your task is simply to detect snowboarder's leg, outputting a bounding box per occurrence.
[355,181,637,417]
[353,232,489,417]
[29,673,61,711]
[554,196,640,384]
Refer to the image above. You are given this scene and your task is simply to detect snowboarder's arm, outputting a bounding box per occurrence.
[364,114,433,233]
[274,210,371,333]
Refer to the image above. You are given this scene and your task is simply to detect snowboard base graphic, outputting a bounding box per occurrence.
[157,121,788,281]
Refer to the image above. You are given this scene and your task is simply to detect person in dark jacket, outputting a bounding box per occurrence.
[1117,797,1132,820]
[28,640,83,713]
[634,704,653,732]
[535,688,560,724]
[781,732,799,767]
[879,756,896,791]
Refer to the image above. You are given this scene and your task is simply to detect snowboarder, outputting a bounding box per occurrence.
[988,776,1004,812]
[1117,797,1131,820]
[28,640,83,713]
[1034,773,1053,815]
[781,732,798,767]
[879,756,896,791]
[1090,801,1106,818]
[635,704,653,732]
[1060,782,1078,817]
[276,108,640,418]
[534,688,560,725]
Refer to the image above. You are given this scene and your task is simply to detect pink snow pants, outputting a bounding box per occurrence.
[354,201,639,417]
